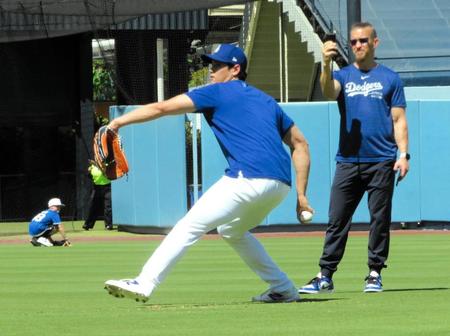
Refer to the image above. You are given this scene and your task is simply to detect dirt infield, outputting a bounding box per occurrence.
[1,229,448,245]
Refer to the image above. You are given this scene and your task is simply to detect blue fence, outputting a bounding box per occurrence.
[110,106,187,228]
[111,100,450,228]
[202,100,450,225]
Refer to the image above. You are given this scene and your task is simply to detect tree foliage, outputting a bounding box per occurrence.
[93,59,116,102]
[188,68,209,88]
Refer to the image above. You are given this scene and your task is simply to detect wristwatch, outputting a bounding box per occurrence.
[399,152,410,160]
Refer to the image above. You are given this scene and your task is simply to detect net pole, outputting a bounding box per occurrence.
[156,38,164,102]
[346,0,361,64]
[192,115,199,204]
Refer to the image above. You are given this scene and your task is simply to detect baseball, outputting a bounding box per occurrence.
[300,210,313,223]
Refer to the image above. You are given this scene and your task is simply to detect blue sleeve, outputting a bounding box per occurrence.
[391,74,406,108]
[333,69,344,87]
[186,84,220,111]
[277,104,294,137]
[51,212,62,225]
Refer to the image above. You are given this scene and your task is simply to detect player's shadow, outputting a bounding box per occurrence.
[299,297,345,303]
[139,298,344,310]
[383,287,448,292]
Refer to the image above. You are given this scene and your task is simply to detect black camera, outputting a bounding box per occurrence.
[324,32,336,42]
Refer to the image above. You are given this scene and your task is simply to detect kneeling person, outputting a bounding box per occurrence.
[29,198,70,247]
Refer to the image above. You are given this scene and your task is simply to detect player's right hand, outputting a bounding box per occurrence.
[322,41,338,64]
[63,240,72,247]
[296,195,314,223]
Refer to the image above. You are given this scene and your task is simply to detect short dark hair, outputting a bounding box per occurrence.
[228,62,247,81]
[351,22,377,39]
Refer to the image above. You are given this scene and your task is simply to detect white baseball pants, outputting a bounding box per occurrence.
[136,175,293,296]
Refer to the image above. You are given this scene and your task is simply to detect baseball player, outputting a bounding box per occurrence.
[29,198,70,247]
[104,44,313,303]
[298,22,409,294]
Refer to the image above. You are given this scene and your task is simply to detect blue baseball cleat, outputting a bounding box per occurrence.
[364,275,383,292]
[298,276,334,294]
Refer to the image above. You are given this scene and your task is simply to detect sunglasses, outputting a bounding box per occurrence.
[209,62,230,72]
[209,62,238,73]
[350,38,369,46]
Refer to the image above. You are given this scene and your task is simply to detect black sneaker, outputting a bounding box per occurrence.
[82,225,90,231]
[30,237,41,247]
[52,240,66,246]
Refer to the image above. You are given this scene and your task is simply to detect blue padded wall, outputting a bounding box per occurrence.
[391,101,421,222]
[109,101,450,228]
[419,101,450,221]
[201,100,450,225]
[267,103,333,224]
[109,106,187,227]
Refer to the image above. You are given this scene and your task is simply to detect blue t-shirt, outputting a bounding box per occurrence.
[334,63,406,162]
[29,209,62,236]
[186,80,294,185]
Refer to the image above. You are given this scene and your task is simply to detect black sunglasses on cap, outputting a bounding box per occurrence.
[350,38,369,46]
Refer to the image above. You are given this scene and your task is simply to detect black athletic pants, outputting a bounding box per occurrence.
[319,160,396,278]
[83,184,112,229]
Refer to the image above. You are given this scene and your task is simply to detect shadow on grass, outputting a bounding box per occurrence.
[384,287,448,292]
[334,287,449,294]
[138,298,344,310]
[300,297,345,303]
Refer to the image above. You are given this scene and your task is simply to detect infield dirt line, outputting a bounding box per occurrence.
[1,229,448,245]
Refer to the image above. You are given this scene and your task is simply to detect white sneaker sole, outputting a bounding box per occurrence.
[104,281,149,303]
[298,287,333,294]
[298,288,319,294]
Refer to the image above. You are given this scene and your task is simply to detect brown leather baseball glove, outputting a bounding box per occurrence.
[93,126,129,180]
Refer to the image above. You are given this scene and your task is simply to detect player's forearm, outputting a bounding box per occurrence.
[320,62,336,100]
[110,94,195,130]
[58,226,68,240]
[394,123,408,153]
[291,143,310,197]
[393,114,409,153]
[110,103,167,129]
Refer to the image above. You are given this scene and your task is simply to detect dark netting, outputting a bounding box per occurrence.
[87,10,212,211]
[0,36,82,222]
[0,0,243,227]
[0,0,251,42]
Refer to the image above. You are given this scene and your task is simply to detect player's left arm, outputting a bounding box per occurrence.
[55,223,68,241]
[282,125,314,222]
[108,94,196,131]
[392,106,409,178]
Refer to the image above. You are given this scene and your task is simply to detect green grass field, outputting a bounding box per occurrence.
[1,222,449,335]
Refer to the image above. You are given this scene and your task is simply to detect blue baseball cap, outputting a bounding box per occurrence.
[201,44,247,68]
